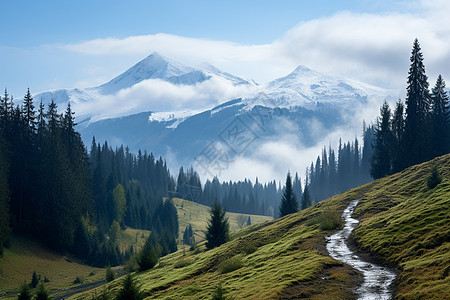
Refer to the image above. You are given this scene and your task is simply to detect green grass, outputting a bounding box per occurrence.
[171,197,273,244]
[71,191,360,300]
[352,155,450,299]
[23,155,450,299]
[119,227,151,253]
[0,235,105,297]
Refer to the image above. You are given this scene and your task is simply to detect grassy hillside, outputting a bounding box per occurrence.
[172,198,273,243]
[0,235,105,297]
[352,155,450,299]
[71,155,450,299]
[0,227,151,298]
[72,192,361,299]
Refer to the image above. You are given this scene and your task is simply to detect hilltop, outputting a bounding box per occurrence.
[72,154,449,299]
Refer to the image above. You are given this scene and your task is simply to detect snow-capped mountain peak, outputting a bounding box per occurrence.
[98,52,201,94]
[260,64,387,108]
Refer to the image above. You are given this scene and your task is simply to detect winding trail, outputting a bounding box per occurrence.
[326,199,396,300]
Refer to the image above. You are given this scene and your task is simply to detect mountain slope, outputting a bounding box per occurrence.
[34,52,253,120]
[72,154,449,299]
[33,53,391,176]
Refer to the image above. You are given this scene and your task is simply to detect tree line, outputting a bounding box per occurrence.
[371,39,449,178]
[0,91,178,266]
[300,39,449,207]
[173,167,283,217]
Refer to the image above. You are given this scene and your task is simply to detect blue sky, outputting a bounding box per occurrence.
[2,0,405,46]
[1,0,449,96]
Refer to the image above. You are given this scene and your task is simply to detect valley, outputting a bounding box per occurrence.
[68,154,450,299]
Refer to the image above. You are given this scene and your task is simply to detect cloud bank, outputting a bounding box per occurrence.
[63,0,450,91]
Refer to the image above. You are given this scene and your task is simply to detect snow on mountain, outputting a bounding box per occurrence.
[98,52,204,94]
[33,52,255,123]
[34,53,394,179]
[257,64,387,109]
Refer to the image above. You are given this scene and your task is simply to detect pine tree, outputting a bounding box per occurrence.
[22,88,36,132]
[278,172,298,217]
[0,89,11,128]
[246,215,251,226]
[391,99,405,173]
[301,184,312,210]
[138,236,159,271]
[370,101,393,179]
[183,224,194,246]
[404,38,431,167]
[35,283,49,300]
[18,282,32,300]
[0,130,10,252]
[112,184,127,223]
[205,200,230,249]
[31,271,39,288]
[115,274,143,300]
[430,75,450,157]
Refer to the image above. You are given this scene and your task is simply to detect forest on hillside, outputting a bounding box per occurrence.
[0,94,178,266]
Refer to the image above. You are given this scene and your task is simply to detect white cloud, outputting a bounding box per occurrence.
[58,0,450,184]
[62,0,450,90]
[75,76,258,121]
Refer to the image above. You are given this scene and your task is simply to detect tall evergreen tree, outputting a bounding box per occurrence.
[22,88,36,132]
[404,38,431,166]
[391,99,406,173]
[183,224,194,246]
[430,75,450,157]
[301,184,312,210]
[115,274,144,300]
[205,200,230,249]
[278,171,298,217]
[0,130,10,252]
[371,101,393,179]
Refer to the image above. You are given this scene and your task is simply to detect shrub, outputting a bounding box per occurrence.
[115,274,144,300]
[138,240,159,271]
[124,256,139,273]
[30,271,39,288]
[212,285,226,300]
[105,266,115,282]
[241,242,257,255]
[18,282,32,300]
[307,210,343,231]
[174,259,194,269]
[427,166,442,189]
[218,256,243,274]
[73,276,83,284]
[91,288,111,300]
[35,283,49,300]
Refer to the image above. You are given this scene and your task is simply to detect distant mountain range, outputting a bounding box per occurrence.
[34,53,392,175]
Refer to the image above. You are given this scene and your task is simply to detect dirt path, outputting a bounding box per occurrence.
[326,199,396,300]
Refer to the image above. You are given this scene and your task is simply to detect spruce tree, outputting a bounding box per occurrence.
[115,274,143,300]
[279,172,298,217]
[370,101,393,179]
[22,88,36,132]
[183,224,194,246]
[205,200,230,249]
[404,38,431,167]
[391,99,405,173]
[0,131,10,252]
[301,184,312,210]
[430,75,450,157]
[18,282,32,300]
[35,283,49,300]
[138,236,159,271]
